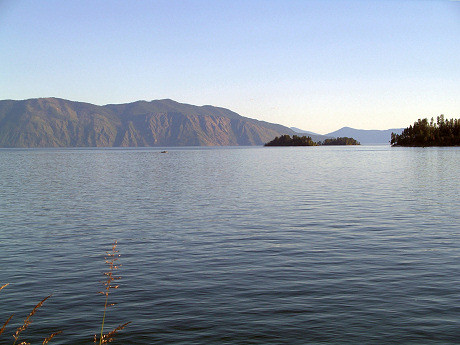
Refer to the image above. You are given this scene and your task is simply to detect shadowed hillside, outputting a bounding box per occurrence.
[0,98,295,147]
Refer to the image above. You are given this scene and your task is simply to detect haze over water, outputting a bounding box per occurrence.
[1,146,459,344]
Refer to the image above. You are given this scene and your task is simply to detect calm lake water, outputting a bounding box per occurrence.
[0,146,459,344]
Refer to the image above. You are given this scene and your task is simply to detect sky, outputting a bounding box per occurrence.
[0,0,459,134]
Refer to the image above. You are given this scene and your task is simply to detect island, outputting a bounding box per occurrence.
[321,137,360,145]
[391,115,460,146]
[264,135,318,146]
[264,135,360,146]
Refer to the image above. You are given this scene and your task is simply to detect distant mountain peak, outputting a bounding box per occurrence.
[289,127,331,142]
[325,127,404,144]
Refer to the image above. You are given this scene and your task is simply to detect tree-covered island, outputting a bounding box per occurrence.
[264,135,360,146]
[391,115,460,146]
[321,137,360,145]
[264,135,318,146]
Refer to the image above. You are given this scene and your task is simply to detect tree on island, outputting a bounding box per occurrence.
[264,135,360,146]
[391,115,460,146]
[264,135,318,146]
[321,137,360,145]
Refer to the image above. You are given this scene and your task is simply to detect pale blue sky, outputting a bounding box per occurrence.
[1,0,459,133]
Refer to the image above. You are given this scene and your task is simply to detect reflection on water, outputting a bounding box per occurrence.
[0,146,459,344]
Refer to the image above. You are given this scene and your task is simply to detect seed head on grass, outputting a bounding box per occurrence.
[0,284,14,337]
[12,295,52,345]
[2,282,60,345]
[94,241,130,345]
[97,321,131,344]
[42,330,63,344]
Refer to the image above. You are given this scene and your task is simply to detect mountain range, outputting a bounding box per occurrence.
[288,127,331,142]
[0,98,404,147]
[323,127,404,144]
[0,98,295,147]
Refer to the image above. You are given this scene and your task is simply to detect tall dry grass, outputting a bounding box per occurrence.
[94,240,131,344]
[1,241,129,344]
[0,286,60,345]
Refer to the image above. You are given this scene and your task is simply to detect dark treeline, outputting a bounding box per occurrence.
[391,115,460,146]
[321,137,360,145]
[264,135,360,146]
[265,135,318,146]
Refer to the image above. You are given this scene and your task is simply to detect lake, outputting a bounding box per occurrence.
[0,146,459,344]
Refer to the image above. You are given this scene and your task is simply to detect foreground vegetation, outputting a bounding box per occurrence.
[0,242,129,344]
[391,115,460,146]
[264,135,360,146]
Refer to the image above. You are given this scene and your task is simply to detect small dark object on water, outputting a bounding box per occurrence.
[160,151,168,153]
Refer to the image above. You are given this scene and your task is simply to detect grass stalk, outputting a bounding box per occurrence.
[95,241,129,344]
[2,241,128,344]
[0,314,14,336]
[42,331,62,344]
[99,292,109,343]
[12,295,52,345]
